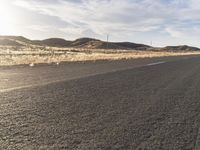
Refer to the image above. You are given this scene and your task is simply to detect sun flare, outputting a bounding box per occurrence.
[0,1,17,35]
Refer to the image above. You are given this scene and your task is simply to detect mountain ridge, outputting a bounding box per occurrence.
[0,36,199,51]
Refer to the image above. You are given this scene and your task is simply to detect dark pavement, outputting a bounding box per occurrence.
[1,55,200,149]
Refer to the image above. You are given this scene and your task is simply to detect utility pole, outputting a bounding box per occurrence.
[106,34,109,49]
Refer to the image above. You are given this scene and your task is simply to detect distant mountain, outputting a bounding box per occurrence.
[68,38,151,50]
[162,45,200,51]
[0,36,199,51]
[0,39,22,46]
[40,37,137,49]
[0,36,32,45]
[114,42,151,50]
[70,38,100,47]
[0,36,151,50]
[40,38,71,47]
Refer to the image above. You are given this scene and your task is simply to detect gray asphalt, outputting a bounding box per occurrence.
[1,55,200,150]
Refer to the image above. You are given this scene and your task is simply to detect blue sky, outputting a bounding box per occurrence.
[1,0,200,47]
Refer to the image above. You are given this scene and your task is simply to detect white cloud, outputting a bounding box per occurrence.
[12,0,200,46]
[14,0,165,34]
[27,25,53,32]
[165,27,184,38]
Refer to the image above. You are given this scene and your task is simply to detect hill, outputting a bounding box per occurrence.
[162,45,200,51]
[0,36,199,51]
[39,37,151,50]
[0,39,22,46]
[0,36,151,50]
[40,38,71,47]
[0,36,32,45]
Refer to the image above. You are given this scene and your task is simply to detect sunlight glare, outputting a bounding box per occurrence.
[0,1,17,35]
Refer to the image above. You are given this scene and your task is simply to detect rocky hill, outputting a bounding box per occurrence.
[0,36,151,50]
[162,45,200,51]
[0,36,199,51]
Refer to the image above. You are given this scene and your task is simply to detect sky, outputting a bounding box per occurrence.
[1,0,200,47]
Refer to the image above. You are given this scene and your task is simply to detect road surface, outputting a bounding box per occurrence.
[1,55,200,149]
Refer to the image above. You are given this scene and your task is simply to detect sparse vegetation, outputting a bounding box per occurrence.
[1,45,200,66]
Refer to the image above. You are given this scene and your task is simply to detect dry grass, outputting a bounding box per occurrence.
[1,46,200,66]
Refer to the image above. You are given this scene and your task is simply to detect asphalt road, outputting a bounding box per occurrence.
[1,55,200,149]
